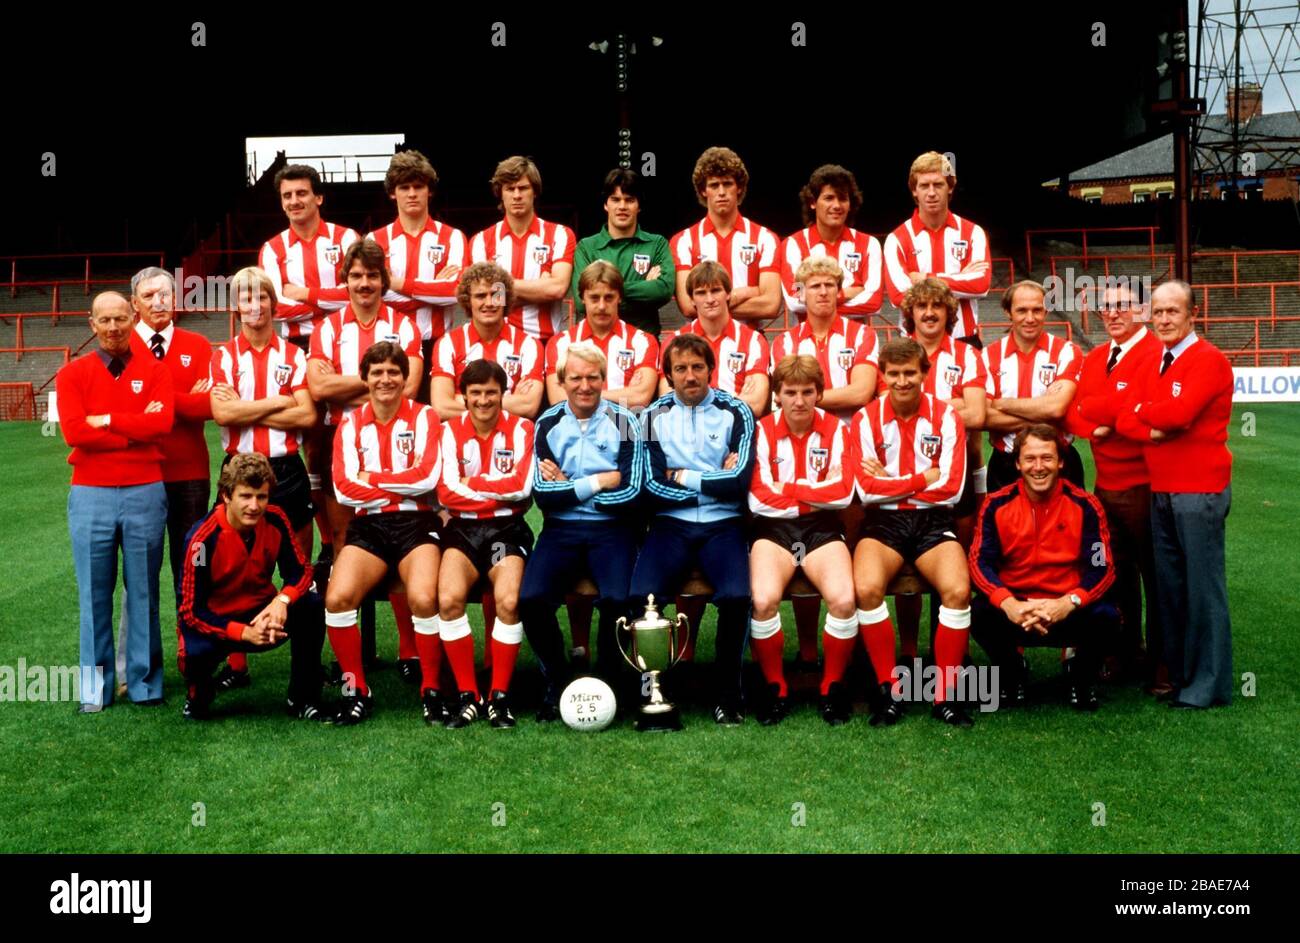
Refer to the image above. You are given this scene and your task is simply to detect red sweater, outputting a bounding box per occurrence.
[56,351,175,486]
[130,327,213,481]
[970,479,1117,608]
[1063,329,1161,490]
[1116,336,1233,493]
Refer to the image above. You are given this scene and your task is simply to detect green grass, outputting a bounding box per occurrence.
[0,409,1296,853]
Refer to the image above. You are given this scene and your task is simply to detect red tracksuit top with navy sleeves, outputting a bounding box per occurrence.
[131,327,213,482]
[1116,335,1234,493]
[969,478,1117,609]
[55,351,175,486]
[1063,328,1162,491]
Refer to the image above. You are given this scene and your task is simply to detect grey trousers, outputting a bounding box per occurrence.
[1151,487,1234,706]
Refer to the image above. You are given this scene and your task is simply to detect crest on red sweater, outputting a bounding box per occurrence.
[1172,382,1182,397]
[130,380,143,394]
[920,433,942,460]
[180,354,192,367]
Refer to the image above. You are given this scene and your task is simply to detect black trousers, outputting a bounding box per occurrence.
[970,594,1120,683]
[165,479,211,590]
[179,594,326,705]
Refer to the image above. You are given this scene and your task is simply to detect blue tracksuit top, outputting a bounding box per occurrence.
[640,386,756,523]
[531,399,642,521]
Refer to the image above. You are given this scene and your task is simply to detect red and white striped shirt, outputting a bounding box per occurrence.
[749,407,855,519]
[437,411,534,519]
[545,319,659,392]
[850,393,967,511]
[431,322,544,394]
[309,304,422,425]
[469,217,576,342]
[779,225,883,318]
[370,217,468,342]
[209,334,309,458]
[982,332,1083,453]
[770,317,879,422]
[660,318,769,396]
[883,210,990,339]
[333,398,442,515]
[259,221,360,339]
[923,334,987,403]
[670,215,780,302]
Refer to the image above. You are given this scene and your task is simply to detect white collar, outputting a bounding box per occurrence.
[1164,330,1199,363]
[1109,325,1148,361]
[135,319,175,351]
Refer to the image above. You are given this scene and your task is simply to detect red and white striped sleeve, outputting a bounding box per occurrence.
[520,334,545,384]
[332,412,393,510]
[744,328,770,379]
[436,422,480,513]
[407,227,468,304]
[938,222,990,299]
[368,407,443,496]
[431,333,458,380]
[850,408,928,503]
[748,419,798,518]
[882,227,914,308]
[792,422,854,510]
[913,402,967,506]
[466,418,534,500]
[779,235,806,315]
[210,344,233,385]
[841,235,883,313]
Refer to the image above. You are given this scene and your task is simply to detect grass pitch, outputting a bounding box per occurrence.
[0,407,1295,853]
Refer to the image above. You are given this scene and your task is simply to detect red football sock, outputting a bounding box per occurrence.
[820,614,859,695]
[440,619,479,695]
[933,607,971,705]
[895,593,922,660]
[326,617,368,697]
[858,606,897,686]
[414,618,442,693]
[749,618,786,696]
[389,593,417,660]
[489,621,523,693]
[227,652,248,673]
[793,595,821,663]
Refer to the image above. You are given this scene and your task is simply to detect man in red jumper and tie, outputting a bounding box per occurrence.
[1118,280,1234,709]
[57,292,174,711]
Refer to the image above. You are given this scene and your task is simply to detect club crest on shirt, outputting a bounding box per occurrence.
[1037,363,1058,387]
[130,379,143,394]
[727,351,746,375]
[843,251,862,274]
[180,354,192,367]
[493,448,515,473]
[325,245,341,266]
[633,254,651,276]
[531,244,551,266]
[428,243,445,266]
[809,447,829,473]
[395,430,415,455]
[1116,381,1128,391]
[950,239,969,263]
[943,363,963,390]
[381,332,400,344]
[836,348,855,371]
[920,433,942,460]
[274,363,293,387]
[739,243,758,266]
[503,354,522,380]
[1172,381,1182,397]
[616,349,635,372]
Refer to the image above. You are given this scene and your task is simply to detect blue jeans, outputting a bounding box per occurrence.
[69,482,167,706]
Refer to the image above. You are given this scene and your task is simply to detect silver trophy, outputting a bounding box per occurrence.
[615,594,689,731]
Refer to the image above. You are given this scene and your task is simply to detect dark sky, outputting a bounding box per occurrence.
[0,4,1184,257]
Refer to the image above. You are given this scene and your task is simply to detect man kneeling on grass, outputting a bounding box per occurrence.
[177,453,324,720]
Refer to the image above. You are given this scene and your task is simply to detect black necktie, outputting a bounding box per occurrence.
[108,357,125,379]
[1160,351,1174,376]
[1106,345,1121,375]
[150,333,165,360]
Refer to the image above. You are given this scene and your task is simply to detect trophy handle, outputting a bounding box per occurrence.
[614,616,643,672]
[670,612,690,668]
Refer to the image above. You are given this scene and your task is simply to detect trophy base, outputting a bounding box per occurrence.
[635,707,683,732]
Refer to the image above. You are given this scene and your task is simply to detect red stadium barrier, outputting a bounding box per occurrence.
[2,251,164,298]
[1025,226,1158,272]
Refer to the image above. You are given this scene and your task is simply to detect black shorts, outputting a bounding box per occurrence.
[345,511,442,570]
[220,452,315,531]
[861,507,959,562]
[442,515,534,576]
[750,511,845,560]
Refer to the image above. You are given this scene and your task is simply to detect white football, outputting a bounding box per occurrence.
[559,677,617,731]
